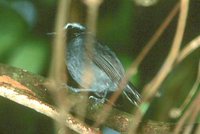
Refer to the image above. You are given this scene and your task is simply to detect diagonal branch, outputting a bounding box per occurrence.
[0,64,99,134]
[0,64,197,133]
[129,0,190,133]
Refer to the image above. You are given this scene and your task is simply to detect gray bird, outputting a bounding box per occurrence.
[65,23,141,106]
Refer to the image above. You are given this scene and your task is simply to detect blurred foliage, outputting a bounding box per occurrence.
[0,0,199,133]
[7,36,50,74]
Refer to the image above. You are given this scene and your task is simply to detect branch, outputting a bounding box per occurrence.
[130,0,190,133]
[0,64,196,133]
[176,35,200,64]
[92,2,180,130]
[0,64,99,134]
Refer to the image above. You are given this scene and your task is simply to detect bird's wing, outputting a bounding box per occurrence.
[86,37,125,82]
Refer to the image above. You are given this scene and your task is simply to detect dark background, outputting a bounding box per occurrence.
[0,0,199,133]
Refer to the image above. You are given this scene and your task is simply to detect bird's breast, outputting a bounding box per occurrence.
[66,43,117,93]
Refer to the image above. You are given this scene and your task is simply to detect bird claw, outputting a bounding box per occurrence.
[89,96,105,104]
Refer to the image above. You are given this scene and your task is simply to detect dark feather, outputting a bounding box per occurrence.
[85,35,125,82]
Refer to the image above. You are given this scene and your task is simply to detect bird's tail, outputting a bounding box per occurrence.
[123,82,141,106]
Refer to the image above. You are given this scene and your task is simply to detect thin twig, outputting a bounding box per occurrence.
[129,0,190,133]
[81,0,103,126]
[173,92,200,134]
[127,2,180,77]
[93,1,180,128]
[177,60,200,115]
[49,0,70,82]
[84,0,103,35]
[143,0,189,104]
[47,0,72,133]
[183,104,200,134]
[176,35,200,64]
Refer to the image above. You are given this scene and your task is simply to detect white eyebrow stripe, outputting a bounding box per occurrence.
[64,23,86,30]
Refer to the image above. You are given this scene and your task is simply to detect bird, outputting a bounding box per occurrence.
[65,23,141,106]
